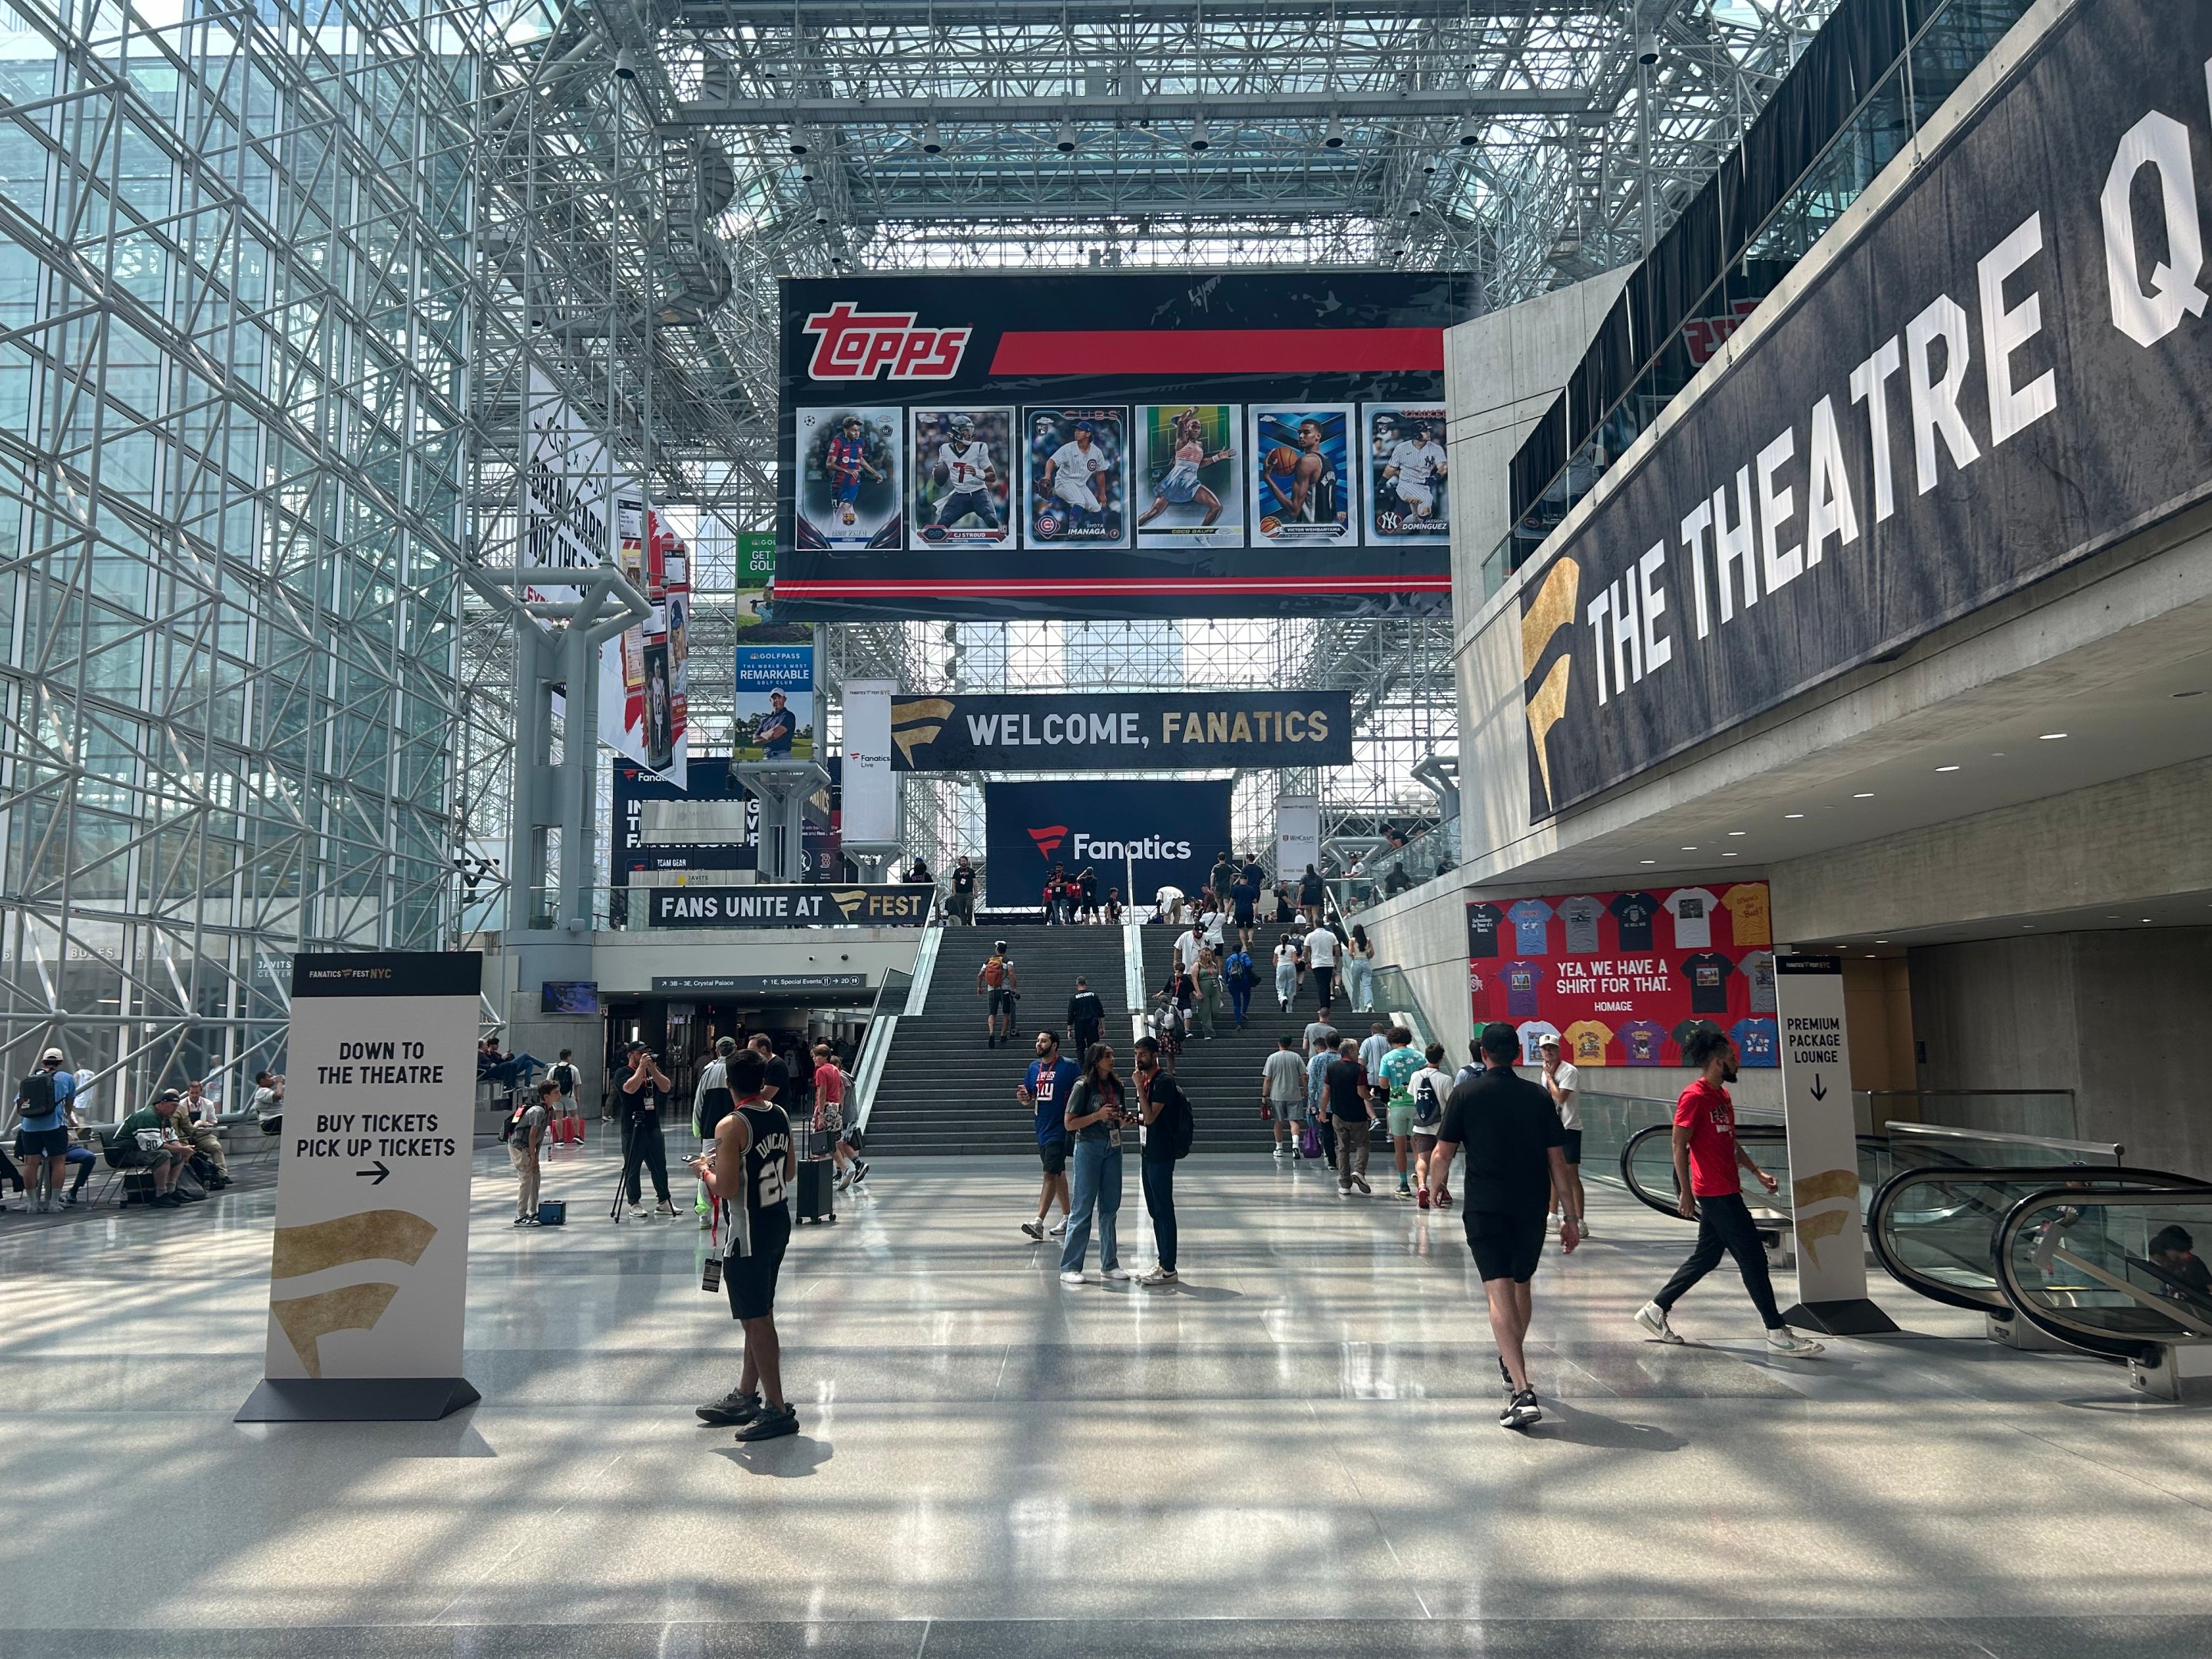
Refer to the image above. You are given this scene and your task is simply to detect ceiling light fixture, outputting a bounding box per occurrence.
[612,44,638,80]
[1853,792,1873,798]
[1680,846,1697,851]
[920,121,943,156]
[1728,830,1747,836]
[1187,118,1210,153]
[1323,114,1346,151]
[1641,859,1656,864]
[2038,732,2067,740]
[1936,764,1961,773]
[1457,117,1481,147]
[786,130,810,157]
[1785,813,1805,819]
[1055,120,1078,154]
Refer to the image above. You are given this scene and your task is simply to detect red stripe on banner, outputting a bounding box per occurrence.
[987,328,1444,375]
[778,575,1452,597]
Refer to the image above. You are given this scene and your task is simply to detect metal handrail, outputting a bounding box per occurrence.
[1992,1186,2212,1365]
[1619,1121,1889,1222]
[1868,1164,2206,1316]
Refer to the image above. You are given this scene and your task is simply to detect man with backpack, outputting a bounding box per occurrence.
[976,942,1018,1048]
[504,1080,555,1225]
[549,1048,581,1136]
[15,1047,75,1213]
[1223,942,1257,1028]
[1134,1035,1192,1285]
[1407,1041,1454,1209]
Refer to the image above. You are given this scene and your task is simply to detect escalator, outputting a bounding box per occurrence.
[1620,1123,1891,1220]
[1992,1187,2212,1395]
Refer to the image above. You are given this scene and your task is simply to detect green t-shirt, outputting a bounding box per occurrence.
[120,1105,166,1136]
[1378,1045,1423,1107]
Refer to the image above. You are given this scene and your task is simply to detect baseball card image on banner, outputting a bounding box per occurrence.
[794,406,902,551]
[1250,406,1354,545]
[1134,402,1243,550]
[909,406,1013,549]
[1363,405,1449,544]
[1023,406,1128,549]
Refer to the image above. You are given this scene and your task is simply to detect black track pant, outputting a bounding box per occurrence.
[1654,1190,1784,1328]
[622,1113,671,1206]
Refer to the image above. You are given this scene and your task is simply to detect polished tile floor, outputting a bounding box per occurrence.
[7,1137,2212,1657]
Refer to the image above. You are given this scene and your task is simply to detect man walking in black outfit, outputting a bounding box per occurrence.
[618,1041,677,1220]
[1133,1035,1189,1286]
[691,1050,801,1442]
[1428,1022,1578,1429]
[1634,1027,1826,1358]
[1067,976,1105,1058]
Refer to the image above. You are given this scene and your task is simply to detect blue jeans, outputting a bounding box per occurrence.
[1059,1138,1121,1274]
[1228,981,1253,1025]
[1342,958,1373,1012]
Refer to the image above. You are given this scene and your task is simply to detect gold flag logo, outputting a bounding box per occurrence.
[832,887,872,921]
[267,1208,437,1378]
[1520,557,1581,813]
[890,697,953,765]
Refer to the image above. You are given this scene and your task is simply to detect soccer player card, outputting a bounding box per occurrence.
[1022,406,1129,549]
[1134,403,1243,551]
[1363,404,1450,542]
[1249,406,1355,545]
[794,406,902,551]
[909,406,1014,549]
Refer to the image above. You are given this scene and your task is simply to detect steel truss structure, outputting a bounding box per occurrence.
[0,0,1826,1104]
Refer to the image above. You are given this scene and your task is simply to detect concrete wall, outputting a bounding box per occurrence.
[1908,929,2212,1172]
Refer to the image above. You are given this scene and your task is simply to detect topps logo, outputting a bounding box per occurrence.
[803,303,971,380]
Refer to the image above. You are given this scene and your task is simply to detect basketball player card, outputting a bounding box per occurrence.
[1249,406,1355,545]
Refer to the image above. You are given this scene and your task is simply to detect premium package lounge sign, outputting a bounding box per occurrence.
[1520,0,2212,815]
[890,690,1352,772]
[647,884,932,929]
[237,952,482,1422]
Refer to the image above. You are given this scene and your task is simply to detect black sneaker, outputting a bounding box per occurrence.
[176,1188,207,1203]
[1505,1389,1542,1430]
[851,1160,869,1186]
[696,1388,763,1427]
[734,1402,799,1442]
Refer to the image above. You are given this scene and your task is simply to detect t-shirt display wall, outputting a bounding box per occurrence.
[1465,882,1776,1067]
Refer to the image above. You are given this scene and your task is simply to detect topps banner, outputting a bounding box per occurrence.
[777,270,1475,621]
[1520,0,2212,816]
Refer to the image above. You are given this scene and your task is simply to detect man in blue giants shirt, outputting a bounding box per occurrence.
[1018,1030,1080,1242]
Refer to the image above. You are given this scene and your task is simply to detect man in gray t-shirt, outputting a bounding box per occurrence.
[510,1081,554,1224]
[1262,1036,1307,1160]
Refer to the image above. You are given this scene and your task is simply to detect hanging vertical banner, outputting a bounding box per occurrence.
[1775,954,1894,1336]
[237,952,483,1422]
[842,679,896,844]
[733,640,816,762]
[522,367,614,619]
[596,502,690,787]
[1273,795,1320,886]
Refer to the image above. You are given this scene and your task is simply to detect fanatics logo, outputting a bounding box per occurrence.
[1028,825,1068,859]
[803,303,972,380]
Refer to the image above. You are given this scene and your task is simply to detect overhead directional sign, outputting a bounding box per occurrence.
[891,690,1352,772]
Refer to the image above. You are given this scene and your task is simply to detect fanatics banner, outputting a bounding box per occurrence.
[776,270,1475,622]
[1466,881,1777,1067]
[983,778,1232,910]
[889,690,1352,772]
[1519,0,2212,816]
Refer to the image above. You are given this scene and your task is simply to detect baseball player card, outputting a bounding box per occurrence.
[1363,404,1449,542]
[1022,406,1129,549]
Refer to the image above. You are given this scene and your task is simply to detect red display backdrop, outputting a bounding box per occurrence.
[1465,882,1777,1068]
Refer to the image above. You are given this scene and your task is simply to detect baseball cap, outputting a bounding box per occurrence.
[1537,1032,1561,1048]
[625,1040,648,1052]
[769,687,786,698]
[157,1088,182,1101]
[41,1047,63,1063]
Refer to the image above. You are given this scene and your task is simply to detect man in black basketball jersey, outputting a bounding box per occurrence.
[689,1050,800,1442]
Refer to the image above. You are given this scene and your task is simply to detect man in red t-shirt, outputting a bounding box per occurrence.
[812,1043,865,1191]
[1633,1027,1824,1356]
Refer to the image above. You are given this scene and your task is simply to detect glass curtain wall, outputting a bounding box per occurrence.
[0,0,470,1116]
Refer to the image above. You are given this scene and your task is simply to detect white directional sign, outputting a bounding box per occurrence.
[1775,954,1895,1336]
[237,952,484,1421]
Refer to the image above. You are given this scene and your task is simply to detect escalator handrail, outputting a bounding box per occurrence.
[1867,1164,2205,1315]
[1992,1183,2212,1364]
[1617,1121,1880,1221]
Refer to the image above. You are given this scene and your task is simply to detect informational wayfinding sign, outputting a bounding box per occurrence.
[237,952,484,1422]
[645,883,931,929]
[1775,955,1896,1336]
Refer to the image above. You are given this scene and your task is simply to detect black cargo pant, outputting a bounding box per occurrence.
[1654,1190,1785,1328]
[621,1110,672,1206]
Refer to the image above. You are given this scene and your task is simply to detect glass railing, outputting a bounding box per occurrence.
[1866,1090,2083,1141]
[1870,1166,2206,1316]
[1619,1119,1891,1223]
[1886,1121,2118,1171]
[1366,964,1439,1054]
[1995,1188,2212,1365]
[1330,820,1459,916]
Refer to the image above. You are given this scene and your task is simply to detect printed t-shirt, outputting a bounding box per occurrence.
[1721,883,1772,945]
[1377,1045,1422,1106]
[1681,951,1734,1014]
[1608,890,1661,951]
[1542,1058,1581,1128]
[1502,959,1541,1018]
[1561,1022,1612,1069]
[1505,898,1552,955]
[1671,1018,1721,1052]
[1558,896,1603,955]
[1515,1020,1561,1065]
[1440,1068,1565,1218]
[1665,888,1718,949]
[1465,902,1505,959]
[1743,950,1777,1014]
[1675,1078,1741,1197]
[1730,1018,1780,1066]
[1026,1058,1080,1145]
[1619,1019,1668,1065]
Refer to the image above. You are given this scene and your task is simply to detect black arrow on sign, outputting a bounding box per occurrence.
[355,1160,391,1185]
[1809,1075,1827,1101]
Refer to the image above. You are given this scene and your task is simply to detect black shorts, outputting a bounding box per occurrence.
[1464,1209,1546,1283]
[16,1124,68,1158]
[725,1207,792,1322]
[1038,1139,1068,1176]
[1561,1128,1584,1166]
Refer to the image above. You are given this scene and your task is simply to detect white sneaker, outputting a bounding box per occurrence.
[1634,1302,1684,1344]
[1765,1327,1826,1358]
[1059,1270,1085,1285]
[627,1205,649,1221]
[1048,1220,1068,1238]
[1104,1266,1131,1280]
[1575,1214,1591,1239]
[1139,1267,1178,1286]
[1272,1145,1289,1160]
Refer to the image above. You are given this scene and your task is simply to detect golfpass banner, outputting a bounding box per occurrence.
[239,952,482,1419]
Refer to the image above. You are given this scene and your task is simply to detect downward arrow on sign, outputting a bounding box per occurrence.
[1810,1075,1827,1101]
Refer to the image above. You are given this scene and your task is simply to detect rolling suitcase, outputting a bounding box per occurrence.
[793,1154,837,1224]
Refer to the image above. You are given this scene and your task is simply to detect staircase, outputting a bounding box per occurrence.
[1137,925,1351,1156]
[863,925,1135,1156]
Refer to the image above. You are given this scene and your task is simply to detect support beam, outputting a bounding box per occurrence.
[673,90,1589,127]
